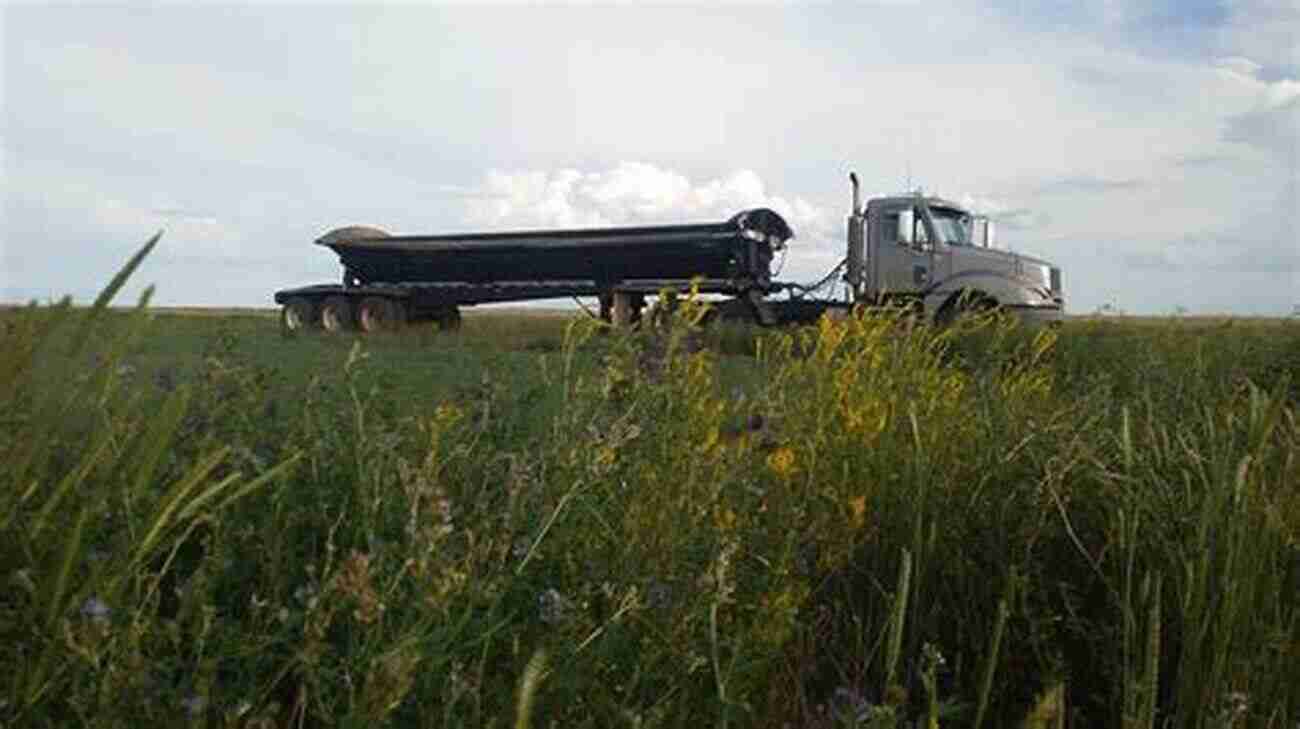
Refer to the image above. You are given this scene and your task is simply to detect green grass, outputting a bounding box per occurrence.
[2,243,1298,728]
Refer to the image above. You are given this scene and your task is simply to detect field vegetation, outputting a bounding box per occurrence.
[3,239,1298,728]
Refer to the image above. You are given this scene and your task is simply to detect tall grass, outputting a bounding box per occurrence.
[2,243,1297,727]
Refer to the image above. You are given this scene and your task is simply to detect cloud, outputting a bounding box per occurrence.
[149,207,218,223]
[1036,176,1145,195]
[94,200,239,257]
[1123,229,1298,275]
[992,209,1052,231]
[1218,0,1300,78]
[1214,56,1264,78]
[1170,153,1235,168]
[1222,82,1300,162]
[460,162,831,244]
[985,0,1228,62]
[957,194,1051,230]
[18,179,249,263]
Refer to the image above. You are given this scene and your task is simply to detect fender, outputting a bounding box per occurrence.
[921,268,1053,317]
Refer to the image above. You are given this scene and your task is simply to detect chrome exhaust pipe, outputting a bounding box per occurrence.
[845,171,865,300]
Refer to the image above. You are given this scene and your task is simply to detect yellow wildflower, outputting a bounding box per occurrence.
[434,402,463,424]
[766,447,796,478]
[591,446,617,474]
[848,495,867,529]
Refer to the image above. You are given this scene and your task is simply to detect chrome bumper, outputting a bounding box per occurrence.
[1006,302,1064,326]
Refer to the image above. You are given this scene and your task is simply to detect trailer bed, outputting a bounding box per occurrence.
[317,209,792,288]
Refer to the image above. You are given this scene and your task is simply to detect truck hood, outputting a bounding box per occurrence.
[1012,250,1055,269]
[947,246,1056,292]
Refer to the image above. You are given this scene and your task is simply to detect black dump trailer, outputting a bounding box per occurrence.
[274,208,794,333]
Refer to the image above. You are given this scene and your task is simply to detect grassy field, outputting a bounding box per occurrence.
[3,246,1298,728]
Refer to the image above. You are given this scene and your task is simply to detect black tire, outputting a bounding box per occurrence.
[387,298,410,329]
[358,296,406,333]
[710,297,759,325]
[280,297,319,336]
[433,306,462,332]
[696,306,720,327]
[935,292,1001,328]
[320,296,354,333]
[647,296,678,329]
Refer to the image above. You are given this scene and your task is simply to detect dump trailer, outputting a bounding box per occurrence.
[274,172,1064,332]
[274,208,793,333]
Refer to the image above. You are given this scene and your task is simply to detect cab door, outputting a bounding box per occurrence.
[871,206,935,299]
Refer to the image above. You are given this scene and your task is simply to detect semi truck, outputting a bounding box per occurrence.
[273,172,1063,332]
[840,172,1063,326]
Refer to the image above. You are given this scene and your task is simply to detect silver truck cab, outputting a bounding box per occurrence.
[848,189,1064,325]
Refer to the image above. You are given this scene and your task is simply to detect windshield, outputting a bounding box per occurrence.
[928,207,972,246]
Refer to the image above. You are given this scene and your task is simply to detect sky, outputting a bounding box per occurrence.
[2,1,1297,315]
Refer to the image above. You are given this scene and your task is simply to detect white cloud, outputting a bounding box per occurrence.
[92,198,239,257]
[957,194,1052,231]
[1126,232,1298,275]
[1214,65,1300,170]
[1214,55,1263,78]
[462,162,831,243]
[1224,95,1300,162]
[1218,0,1300,77]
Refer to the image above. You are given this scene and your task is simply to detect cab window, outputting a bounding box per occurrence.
[881,213,899,244]
[929,208,972,246]
[881,211,927,245]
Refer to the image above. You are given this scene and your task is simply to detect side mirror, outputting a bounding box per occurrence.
[897,208,914,245]
[970,216,998,248]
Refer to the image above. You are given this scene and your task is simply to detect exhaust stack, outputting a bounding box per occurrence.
[845,171,866,301]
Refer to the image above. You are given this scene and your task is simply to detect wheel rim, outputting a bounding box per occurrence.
[359,298,403,332]
[284,299,318,331]
[360,303,385,331]
[322,305,342,332]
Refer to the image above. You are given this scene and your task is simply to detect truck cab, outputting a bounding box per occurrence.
[845,177,1063,325]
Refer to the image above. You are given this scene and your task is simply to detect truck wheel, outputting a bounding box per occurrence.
[433,306,462,331]
[358,297,405,333]
[320,296,355,333]
[936,293,1000,328]
[281,297,319,335]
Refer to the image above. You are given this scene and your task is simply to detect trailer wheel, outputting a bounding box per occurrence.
[281,297,319,335]
[358,296,405,333]
[433,306,462,331]
[709,297,758,325]
[386,298,410,329]
[320,296,355,333]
